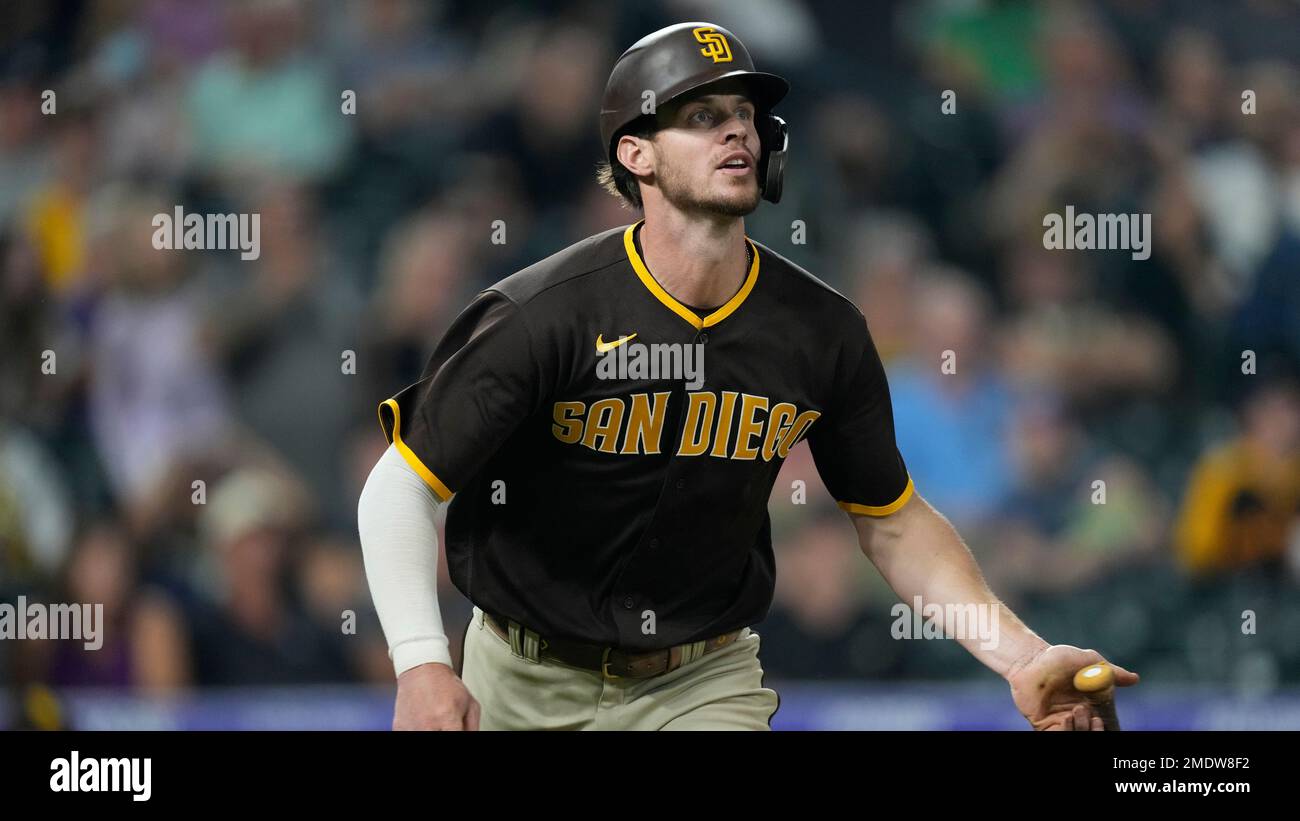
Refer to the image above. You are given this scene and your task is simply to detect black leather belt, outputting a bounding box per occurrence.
[483,611,742,679]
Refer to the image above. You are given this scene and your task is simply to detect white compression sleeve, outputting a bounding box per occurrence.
[357,443,454,675]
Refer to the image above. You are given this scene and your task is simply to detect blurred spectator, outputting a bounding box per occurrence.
[359,206,475,404]
[764,515,904,680]
[0,421,74,581]
[22,103,100,296]
[43,521,190,692]
[91,5,204,183]
[297,536,392,683]
[323,0,475,270]
[204,183,358,527]
[1175,378,1300,576]
[1187,61,1299,305]
[1154,28,1230,150]
[846,210,936,362]
[996,240,1177,409]
[332,0,471,142]
[981,397,1165,597]
[187,468,354,686]
[910,0,1045,106]
[0,81,51,227]
[467,23,608,210]
[186,0,350,188]
[887,269,1015,528]
[1231,231,1300,379]
[0,225,65,429]
[84,188,235,526]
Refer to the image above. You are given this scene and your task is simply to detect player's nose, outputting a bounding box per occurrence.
[720,115,747,142]
[720,117,756,156]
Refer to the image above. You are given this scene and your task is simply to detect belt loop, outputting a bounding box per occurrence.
[522,627,542,663]
[508,620,542,664]
[507,620,523,657]
[682,639,707,665]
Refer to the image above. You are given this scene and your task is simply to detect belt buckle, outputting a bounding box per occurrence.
[601,647,621,680]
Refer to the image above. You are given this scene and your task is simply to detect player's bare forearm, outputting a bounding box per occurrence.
[850,493,1049,679]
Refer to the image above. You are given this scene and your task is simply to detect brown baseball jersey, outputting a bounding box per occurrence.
[378,219,913,650]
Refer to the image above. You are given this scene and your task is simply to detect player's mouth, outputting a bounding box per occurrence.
[716,152,754,176]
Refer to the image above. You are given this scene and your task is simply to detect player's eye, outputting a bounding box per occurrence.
[689,109,715,125]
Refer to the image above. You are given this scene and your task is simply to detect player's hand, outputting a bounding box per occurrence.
[393,662,481,731]
[1006,644,1138,731]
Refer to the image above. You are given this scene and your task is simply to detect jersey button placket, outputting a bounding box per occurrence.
[622,595,636,610]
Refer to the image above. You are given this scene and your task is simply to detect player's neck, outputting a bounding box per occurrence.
[638,210,748,309]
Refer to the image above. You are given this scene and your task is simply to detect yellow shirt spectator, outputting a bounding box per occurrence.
[1175,440,1300,574]
[25,184,85,294]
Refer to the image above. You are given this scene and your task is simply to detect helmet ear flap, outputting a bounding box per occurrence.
[757,114,788,204]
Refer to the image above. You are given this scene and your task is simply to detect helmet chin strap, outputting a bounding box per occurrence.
[758,115,789,204]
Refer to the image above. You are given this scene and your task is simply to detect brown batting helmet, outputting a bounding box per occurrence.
[599,22,791,203]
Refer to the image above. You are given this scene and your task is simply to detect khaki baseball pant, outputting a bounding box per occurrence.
[460,606,780,730]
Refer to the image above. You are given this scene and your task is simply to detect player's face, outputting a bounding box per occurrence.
[651,92,762,217]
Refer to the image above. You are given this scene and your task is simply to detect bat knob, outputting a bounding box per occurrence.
[1073,662,1115,694]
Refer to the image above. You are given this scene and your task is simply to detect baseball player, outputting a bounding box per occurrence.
[357,22,1138,730]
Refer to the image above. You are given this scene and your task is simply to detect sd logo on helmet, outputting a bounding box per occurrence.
[598,22,790,204]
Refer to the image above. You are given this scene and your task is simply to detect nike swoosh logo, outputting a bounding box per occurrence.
[595,333,638,353]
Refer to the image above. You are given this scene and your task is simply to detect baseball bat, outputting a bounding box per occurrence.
[1073,662,1121,731]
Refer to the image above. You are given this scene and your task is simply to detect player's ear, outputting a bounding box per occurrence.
[616,134,655,179]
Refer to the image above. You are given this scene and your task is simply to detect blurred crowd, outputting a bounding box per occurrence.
[2,0,1299,718]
